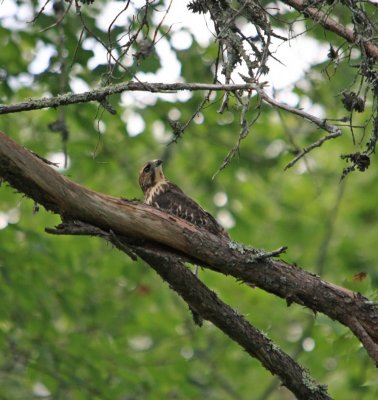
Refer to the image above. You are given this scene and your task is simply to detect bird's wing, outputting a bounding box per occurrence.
[152,182,228,238]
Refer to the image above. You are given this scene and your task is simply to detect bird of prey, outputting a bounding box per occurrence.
[139,159,229,239]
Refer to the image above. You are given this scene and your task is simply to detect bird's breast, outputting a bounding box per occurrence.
[145,181,167,205]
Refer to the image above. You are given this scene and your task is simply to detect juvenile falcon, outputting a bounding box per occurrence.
[139,159,229,239]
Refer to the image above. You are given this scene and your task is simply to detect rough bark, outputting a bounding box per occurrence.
[0,131,377,367]
[0,82,259,115]
[45,220,330,400]
[0,131,377,376]
[282,0,378,60]
[125,243,331,400]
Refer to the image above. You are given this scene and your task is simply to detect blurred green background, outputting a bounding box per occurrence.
[0,1,377,399]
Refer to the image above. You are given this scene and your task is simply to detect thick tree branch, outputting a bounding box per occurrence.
[281,0,378,60]
[46,221,330,400]
[0,82,261,115]
[140,251,330,400]
[0,131,377,367]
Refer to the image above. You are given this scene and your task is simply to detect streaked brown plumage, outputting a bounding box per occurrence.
[139,159,229,239]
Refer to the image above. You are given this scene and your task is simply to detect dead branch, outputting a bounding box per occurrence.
[0,131,377,368]
[284,131,342,169]
[282,0,378,60]
[0,82,261,115]
[259,90,342,136]
[46,220,330,400]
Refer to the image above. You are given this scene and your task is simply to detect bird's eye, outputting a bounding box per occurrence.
[143,164,151,173]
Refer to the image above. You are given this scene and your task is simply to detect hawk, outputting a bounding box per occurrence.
[139,159,229,239]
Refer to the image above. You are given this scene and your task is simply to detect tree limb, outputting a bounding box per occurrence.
[0,131,377,368]
[281,0,378,60]
[259,90,342,137]
[46,220,330,400]
[0,82,261,115]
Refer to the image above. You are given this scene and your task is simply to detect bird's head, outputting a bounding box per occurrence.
[138,159,166,193]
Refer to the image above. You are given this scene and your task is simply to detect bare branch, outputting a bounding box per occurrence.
[284,130,342,170]
[46,220,331,400]
[259,89,343,168]
[0,82,261,115]
[259,90,342,136]
[281,0,378,60]
[1,130,378,366]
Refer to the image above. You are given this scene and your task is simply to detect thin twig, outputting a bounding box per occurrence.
[28,0,51,23]
[259,90,342,136]
[168,90,214,143]
[285,131,342,170]
[254,246,288,260]
[213,91,262,179]
[40,0,72,32]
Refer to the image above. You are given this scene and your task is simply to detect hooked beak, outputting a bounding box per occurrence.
[153,159,164,180]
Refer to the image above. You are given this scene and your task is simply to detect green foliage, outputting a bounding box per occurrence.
[0,1,377,399]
